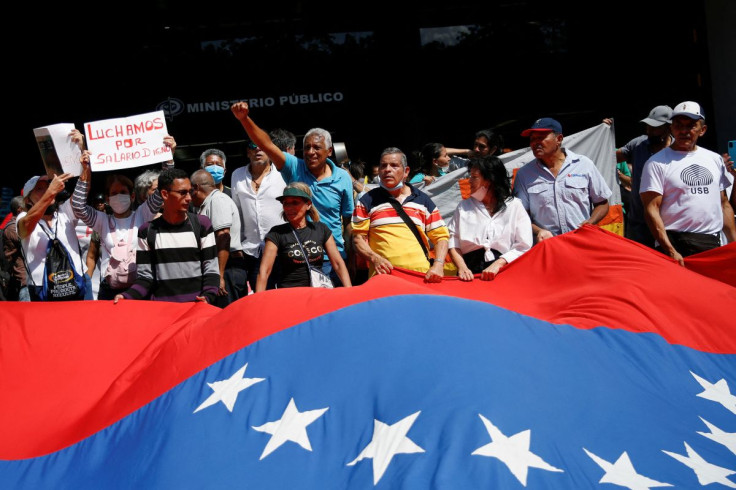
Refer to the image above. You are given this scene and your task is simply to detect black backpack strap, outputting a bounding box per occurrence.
[385,195,430,263]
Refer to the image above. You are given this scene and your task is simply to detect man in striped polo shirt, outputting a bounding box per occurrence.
[351,147,449,283]
[114,168,220,304]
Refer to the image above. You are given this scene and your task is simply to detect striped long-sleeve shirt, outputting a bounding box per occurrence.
[71,179,163,281]
[122,214,220,303]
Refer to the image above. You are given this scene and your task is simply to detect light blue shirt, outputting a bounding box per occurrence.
[513,149,612,237]
[281,153,354,257]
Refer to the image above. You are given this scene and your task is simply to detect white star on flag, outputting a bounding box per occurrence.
[663,442,736,488]
[347,410,425,485]
[471,414,563,486]
[698,417,736,455]
[251,398,329,460]
[584,448,672,490]
[691,371,736,414]
[193,363,265,413]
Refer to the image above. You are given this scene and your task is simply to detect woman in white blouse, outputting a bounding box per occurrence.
[448,155,533,281]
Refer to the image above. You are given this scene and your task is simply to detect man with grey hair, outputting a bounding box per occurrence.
[190,168,245,307]
[231,102,353,285]
[134,169,160,209]
[200,148,231,197]
[269,128,297,155]
[351,147,449,283]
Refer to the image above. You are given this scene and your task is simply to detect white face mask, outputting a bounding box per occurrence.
[471,185,488,202]
[108,194,131,214]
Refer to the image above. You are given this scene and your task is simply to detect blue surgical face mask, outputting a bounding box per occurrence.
[205,165,225,184]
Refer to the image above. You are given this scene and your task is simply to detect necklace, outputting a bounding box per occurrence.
[251,165,270,192]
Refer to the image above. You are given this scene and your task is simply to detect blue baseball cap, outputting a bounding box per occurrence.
[521,117,563,137]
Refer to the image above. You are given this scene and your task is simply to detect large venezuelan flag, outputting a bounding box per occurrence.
[1,226,734,488]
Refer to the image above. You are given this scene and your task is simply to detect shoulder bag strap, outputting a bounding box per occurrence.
[290,227,314,279]
[385,195,430,263]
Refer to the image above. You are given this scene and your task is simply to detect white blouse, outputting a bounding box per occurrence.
[447,196,533,264]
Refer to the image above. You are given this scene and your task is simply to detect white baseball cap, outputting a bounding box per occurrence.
[671,101,705,120]
[22,175,49,197]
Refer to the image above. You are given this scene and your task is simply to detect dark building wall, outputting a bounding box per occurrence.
[10,0,723,198]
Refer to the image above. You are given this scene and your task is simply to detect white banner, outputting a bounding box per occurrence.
[421,123,621,221]
[33,123,83,177]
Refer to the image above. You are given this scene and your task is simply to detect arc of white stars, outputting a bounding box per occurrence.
[663,441,736,488]
[251,398,329,460]
[347,410,425,485]
[583,448,672,490]
[691,371,736,414]
[471,414,563,486]
[698,417,736,455]
[193,363,265,413]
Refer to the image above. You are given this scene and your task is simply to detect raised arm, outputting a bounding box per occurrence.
[231,102,286,170]
[17,173,73,240]
[71,151,98,227]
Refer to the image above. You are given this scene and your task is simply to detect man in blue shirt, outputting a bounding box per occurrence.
[231,102,353,285]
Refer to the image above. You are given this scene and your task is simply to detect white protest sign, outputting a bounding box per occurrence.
[84,110,171,172]
[33,123,83,177]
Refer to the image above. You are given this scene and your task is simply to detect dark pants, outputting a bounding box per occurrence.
[214,254,249,308]
[97,279,128,301]
[462,248,501,274]
[244,252,279,293]
[626,219,655,249]
[659,230,720,258]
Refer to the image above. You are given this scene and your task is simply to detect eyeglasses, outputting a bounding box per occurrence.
[168,189,191,197]
[247,142,260,151]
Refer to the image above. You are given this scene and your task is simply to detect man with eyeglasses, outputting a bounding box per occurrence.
[189,169,245,307]
[114,168,220,304]
[230,139,286,293]
[231,102,354,286]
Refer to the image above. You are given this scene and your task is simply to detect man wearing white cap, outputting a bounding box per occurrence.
[613,105,674,247]
[16,172,86,300]
[640,101,736,265]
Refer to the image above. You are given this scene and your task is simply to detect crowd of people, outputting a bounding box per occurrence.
[2,100,734,304]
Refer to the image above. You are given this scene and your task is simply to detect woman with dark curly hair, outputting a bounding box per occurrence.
[447,155,533,281]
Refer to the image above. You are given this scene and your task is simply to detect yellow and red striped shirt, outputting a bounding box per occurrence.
[352,186,449,275]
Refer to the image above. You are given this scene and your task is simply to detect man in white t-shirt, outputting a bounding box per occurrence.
[640,101,736,266]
